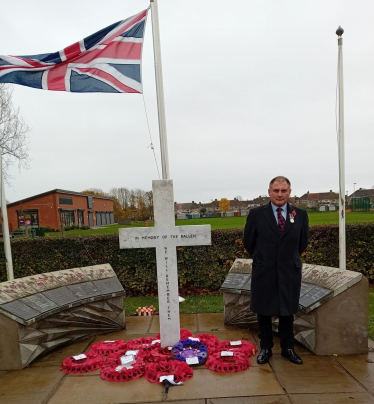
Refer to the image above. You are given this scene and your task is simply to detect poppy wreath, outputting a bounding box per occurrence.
[145,360,193,385]
[205,351,250,373]
[89,340,127,355]
[157,328,192,341]
[194,334,221,354]
[144,346,173,363]
[127,337,157,352]
[172,339,208,366]
[61,352,104,374]
[219,340,257,357]
[100,357,146,382]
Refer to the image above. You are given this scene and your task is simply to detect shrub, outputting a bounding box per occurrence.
[0,224,373,295]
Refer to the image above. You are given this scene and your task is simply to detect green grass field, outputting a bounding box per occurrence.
[45,211,374,237]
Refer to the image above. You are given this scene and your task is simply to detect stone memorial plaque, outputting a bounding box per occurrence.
[0,300,40,321]
[50,268,88,286]
[299,285,332,309]
[23,273,63,293]
[221,273,251,290]
[323,270,362,296]
[0,285,14,304]
[299,282,315,297]
[229,259,253,274]
[0,279,38,300]
[67,282,101,300]
[20,293,58,314]
[42,286,80,306]
[81,264,116,280]
[93,277,124,295]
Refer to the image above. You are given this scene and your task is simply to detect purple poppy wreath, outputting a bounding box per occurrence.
[172,338,208,366]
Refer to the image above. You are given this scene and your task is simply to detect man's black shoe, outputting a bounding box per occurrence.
[257,348,272,364]
[281,348,303,365]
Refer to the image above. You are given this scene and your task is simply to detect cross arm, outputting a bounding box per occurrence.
[119,227,160,249]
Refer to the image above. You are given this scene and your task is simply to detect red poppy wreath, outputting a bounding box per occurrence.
[61,352,104,374]
[157,328,192,341]
[89,340,127,355]
[100,355,146,382]
[145,360,193,384]
[218,340,257,356]
[127,337,157,352]
[205,351,251,373]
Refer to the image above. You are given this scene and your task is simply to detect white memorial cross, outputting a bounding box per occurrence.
[119,179,211,347]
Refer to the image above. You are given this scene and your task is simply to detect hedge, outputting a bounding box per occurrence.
[0,223,373,295]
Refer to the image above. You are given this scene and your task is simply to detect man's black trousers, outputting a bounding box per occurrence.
[257,314,294,350]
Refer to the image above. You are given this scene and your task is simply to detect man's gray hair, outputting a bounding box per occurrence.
[269,176,291,188]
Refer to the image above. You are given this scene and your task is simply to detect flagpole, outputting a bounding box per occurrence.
[336,26,346,270]
[150,0,170,180]
[0,147,14,280]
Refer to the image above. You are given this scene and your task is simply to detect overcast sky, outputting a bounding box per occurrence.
[1,0,373,204]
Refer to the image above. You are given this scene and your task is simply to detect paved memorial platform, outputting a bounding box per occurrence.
[0,313,372,404]
[0,264,126,370]
[222,259,369,355]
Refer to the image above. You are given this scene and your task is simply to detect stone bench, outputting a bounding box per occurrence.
[0,264,125,370]
[221,259,368,355]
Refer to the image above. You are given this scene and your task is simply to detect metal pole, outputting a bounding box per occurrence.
[0,147,14,280]
[336,26,346,270]
[150,0,170,180]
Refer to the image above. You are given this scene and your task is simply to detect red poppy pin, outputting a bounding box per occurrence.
[290,210,296,223]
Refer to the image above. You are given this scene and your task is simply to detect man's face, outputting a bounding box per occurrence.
[268,181,291,207]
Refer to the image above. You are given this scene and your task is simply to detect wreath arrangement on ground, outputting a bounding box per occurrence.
[61,352,103,374]
[145,360,193,384]
[100,355,146,382]
[205,351,251,373]
[90,340,127,355]
[172,338,208,366]
[141,346,173,363]
[127,337,157,353]
[219,340,257,357]
[193,334,221,354]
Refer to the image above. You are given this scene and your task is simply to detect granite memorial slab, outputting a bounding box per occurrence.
[0,264,126,370]
[42,286,80,307]
[93,277,124,295]
[221,273,251,292]
[222,258,368,355]
[20,293,59,314]
[67,282,101,300]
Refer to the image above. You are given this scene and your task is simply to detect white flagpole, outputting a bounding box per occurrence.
[150,0,170,180]
[336,26,346,270]
[0,147,14,280]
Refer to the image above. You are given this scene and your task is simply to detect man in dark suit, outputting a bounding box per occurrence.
[243,176,309,365]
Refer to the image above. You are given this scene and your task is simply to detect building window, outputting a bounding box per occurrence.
[59,197,73,205]
[77,210,84,227]
[60,210,75,227]
[87,196,93,209]
[17,210,39,228]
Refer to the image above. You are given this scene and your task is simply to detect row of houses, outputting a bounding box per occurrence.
[174,188,374,214]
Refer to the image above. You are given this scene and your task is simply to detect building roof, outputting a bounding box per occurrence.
[7,189,113,208]
[299,191,339,201]
[349,188,374,198]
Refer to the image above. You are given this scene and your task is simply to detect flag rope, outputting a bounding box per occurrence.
[142,93,161,179]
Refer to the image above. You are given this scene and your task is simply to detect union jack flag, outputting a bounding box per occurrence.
[0,9,148,93]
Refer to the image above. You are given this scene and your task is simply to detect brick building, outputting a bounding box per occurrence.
[6,189,114,231]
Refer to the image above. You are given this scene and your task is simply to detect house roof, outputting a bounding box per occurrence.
[349,188,374,198]
[299,191,339,201]
[7,189,113,208]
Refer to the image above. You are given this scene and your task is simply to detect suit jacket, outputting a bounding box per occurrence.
[243,202,309,316]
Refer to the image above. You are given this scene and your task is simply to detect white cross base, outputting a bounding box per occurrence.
[119,180,211,347]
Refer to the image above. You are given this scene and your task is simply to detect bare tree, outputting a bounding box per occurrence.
[0,84,30,181]
[234,195,243,201]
